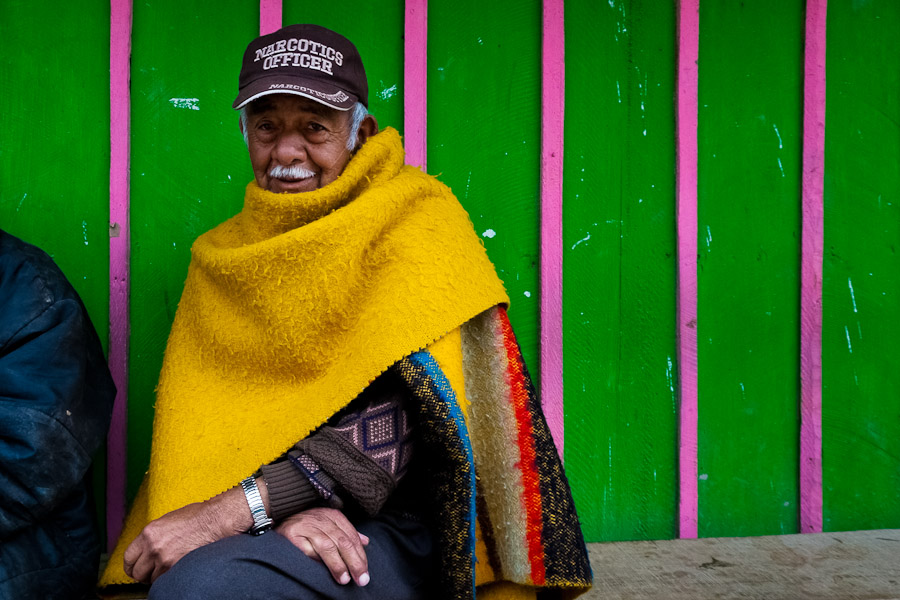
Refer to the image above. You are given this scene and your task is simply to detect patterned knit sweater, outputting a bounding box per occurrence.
[260,371,415,519]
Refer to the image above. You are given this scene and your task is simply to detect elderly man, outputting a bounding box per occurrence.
[0,229,116,599]
[101,24,591,600]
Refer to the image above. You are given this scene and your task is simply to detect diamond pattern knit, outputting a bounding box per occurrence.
[260,372,414,518]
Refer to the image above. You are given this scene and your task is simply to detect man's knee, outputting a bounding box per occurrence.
[148,533,315,600]
[148,538,250,600]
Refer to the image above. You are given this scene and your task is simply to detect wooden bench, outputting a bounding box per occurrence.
[584,529,900,599]
[98,529,900,599]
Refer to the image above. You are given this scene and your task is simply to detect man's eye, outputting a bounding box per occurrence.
[308,122,326,132]
[257,122,274,131]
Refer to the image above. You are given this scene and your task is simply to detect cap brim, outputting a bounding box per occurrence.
[233,74,357,111]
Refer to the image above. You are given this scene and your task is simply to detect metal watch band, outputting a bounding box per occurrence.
[240,476,274,535]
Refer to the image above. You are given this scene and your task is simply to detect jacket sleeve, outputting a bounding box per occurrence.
[261,378,415,518]
[0,298,115,538]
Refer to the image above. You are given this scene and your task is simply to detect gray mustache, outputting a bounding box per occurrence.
[269,164,316,180]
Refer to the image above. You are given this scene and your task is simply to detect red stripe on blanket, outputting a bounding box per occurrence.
[498,308,547,585]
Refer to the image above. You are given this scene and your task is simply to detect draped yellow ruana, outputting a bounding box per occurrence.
[100,127,508,586]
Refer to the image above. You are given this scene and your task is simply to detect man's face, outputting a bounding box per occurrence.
[244,95,355,194]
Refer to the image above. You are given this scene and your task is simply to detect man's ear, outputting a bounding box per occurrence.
[355,115,379,149]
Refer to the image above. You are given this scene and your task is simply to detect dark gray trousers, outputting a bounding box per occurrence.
[148,512,435,600]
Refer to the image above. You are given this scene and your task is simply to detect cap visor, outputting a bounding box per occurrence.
[233,74,357,111]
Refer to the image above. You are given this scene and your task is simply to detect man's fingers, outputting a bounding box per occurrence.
[318,512,368,585]
[295,536,321,562]
[275,508,370,586]
[319,510,368,564]
[332,528,368,586]
[334,529,368,585]
[130,553,154,584]
[359,532,370,545]
[123,539,141,578]
[306,527,367,586]
[123,556,135,579]
[307,533,353,584]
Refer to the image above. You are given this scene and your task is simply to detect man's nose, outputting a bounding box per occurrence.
[273,131,308,164]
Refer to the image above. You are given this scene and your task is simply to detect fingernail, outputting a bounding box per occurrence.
[359,572,370,586]
[339,572,351,585]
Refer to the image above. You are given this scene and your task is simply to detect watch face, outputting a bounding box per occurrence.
[251,519,274,535]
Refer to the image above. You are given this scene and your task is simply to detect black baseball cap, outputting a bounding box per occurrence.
[233,24,368,111]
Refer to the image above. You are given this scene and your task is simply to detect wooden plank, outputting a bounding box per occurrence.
[676,0,700,540]
[107,0,133,550]
[428,0,542,377]
[127,1,257,501]
[259,0,281,35]
[585,529,900,599]
[404,0,427,169]
[799,0,827,534]
[697,0,804,537]
[562,0,678,542]
[822,0,900,532]
[540,0,565,457]
[0,0,110,346]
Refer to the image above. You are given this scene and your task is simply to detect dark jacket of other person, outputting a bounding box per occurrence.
[0,229,116,599]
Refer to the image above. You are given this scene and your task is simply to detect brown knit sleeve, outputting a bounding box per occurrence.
[259,459,320,520]
[259,373,415,518]
[297,428,397,515]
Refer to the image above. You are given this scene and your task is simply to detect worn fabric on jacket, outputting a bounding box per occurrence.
[0,229,116,599]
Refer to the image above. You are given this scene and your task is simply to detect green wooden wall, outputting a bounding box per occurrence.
[822,0,900,531]
[697,0,804,538]
[563,0,678,542]
[2,0,898,544]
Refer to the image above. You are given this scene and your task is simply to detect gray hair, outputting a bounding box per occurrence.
[345,102,369,151]
[240,101,369,152]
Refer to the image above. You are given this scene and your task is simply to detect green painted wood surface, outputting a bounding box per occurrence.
[427,0,541,379]
[697,0,803,537]
[0,0,110,347]
[822,0,900,532]
[283,1,403,135]
[562,0,677,542]
[6,0,896,541]
[0,0,111,538]
[127,1,257,502]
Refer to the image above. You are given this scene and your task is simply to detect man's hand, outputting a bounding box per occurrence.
[123,485,252,583]
[276,507,370,586]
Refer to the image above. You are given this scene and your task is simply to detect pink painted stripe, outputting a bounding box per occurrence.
[404,0,428,169]
[676,0,700,540]
[800,0,827,535]
[540,0,565,461]
[107,0,133,551]
[259,0,282,35]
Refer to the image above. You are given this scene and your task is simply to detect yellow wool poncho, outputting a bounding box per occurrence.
[101,127,510,586]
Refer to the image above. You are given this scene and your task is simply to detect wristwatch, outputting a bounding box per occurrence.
[240,476,274,535]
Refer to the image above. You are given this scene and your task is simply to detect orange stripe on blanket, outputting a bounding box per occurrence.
[498,309,547,585]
